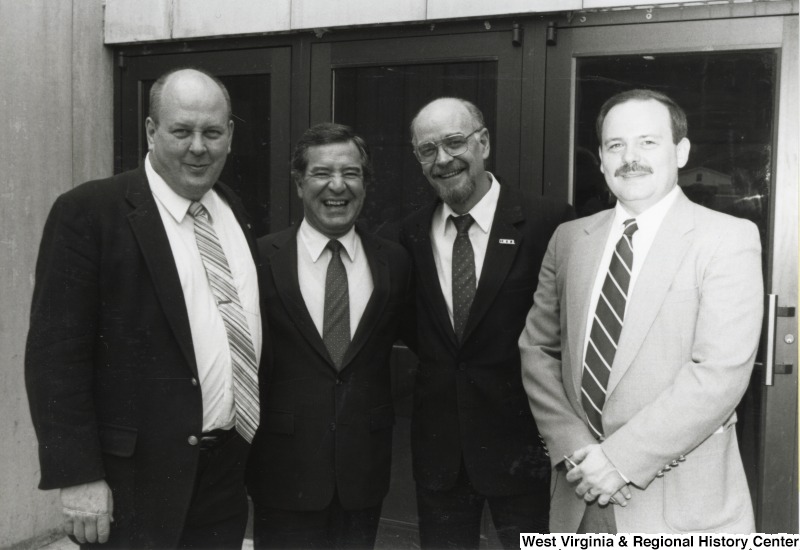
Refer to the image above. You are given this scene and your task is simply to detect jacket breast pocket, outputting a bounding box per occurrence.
[98,424,138,458]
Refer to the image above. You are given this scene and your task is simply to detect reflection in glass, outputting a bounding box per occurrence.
[574,51,776,255]
[334,62,498,233]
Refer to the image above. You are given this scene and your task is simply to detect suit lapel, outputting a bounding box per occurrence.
[566,210,615,398]
[341,229,390,369]
[606,194,695,396]
[268,228,333,365]
[125,168,198,376]
[409,203,460,349]
[461,185,523,343]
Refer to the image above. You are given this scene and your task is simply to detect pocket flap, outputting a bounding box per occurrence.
[98,424,138,458]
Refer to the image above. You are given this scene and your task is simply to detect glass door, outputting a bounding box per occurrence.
[118,48,292,235]
[543,15,798,532]
[310,29,525,546]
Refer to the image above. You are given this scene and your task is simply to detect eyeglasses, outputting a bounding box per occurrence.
[413,127,484,164]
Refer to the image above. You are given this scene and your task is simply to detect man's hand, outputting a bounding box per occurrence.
[61,480,114,544]
[565,444,631,506]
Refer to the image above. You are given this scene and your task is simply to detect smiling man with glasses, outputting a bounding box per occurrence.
[398,97,574,548]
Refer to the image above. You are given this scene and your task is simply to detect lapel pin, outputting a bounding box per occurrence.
[499,238,515,245]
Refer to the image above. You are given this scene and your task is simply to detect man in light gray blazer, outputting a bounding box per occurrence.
[519,89,763,533]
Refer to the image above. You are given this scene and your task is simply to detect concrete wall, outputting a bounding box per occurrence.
[0,0,113,547]
[104,0,775,43]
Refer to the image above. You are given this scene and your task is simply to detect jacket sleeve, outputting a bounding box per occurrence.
[25,193,106,490]
[519,224,596,467]
[602,219,763,488]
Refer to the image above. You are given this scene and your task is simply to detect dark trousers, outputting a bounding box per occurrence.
[252,493,382,550]
[577,502,617,534]
[177,431,250,549]
[416,463,549,550]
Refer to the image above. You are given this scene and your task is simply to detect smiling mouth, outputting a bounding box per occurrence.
[324,199,348,207]
[435,168,464,179]
[186,163,209,171]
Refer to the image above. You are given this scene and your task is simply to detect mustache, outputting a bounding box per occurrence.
[615,162,653,177]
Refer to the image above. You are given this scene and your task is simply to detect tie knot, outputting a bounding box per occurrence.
[450,214,474,236]
[189,201,209,220]
[327,239,344,256]
[623,218,638,238]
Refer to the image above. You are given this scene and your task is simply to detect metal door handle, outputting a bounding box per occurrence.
[763,294,778,386]
[759,294,795,386]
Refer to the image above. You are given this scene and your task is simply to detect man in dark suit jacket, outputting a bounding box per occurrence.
[399,97,573,548]
[25,68,262,548]
[248,123,412,549]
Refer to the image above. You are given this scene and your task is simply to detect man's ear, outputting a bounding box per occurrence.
[676,137,691,168]
[145,117,157,151]
[293,171,304,199]
[479,128,491,161]
[227,120,235,154]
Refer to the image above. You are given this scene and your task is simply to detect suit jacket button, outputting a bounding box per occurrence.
[336,378,343,385]
[191,378,198,387]
[329,422,336,431]
[188,435,199,446]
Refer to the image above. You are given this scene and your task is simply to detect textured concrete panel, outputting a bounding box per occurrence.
[105,0,172,43]
[291,0,426,30]
[173,0,291,38]
[427,0,580,19]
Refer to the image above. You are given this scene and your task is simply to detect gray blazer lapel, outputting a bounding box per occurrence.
[125,169,199,376]
[567,211,615,398]
[606,193,695,396]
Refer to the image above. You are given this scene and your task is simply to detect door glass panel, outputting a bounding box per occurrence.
[573,50,778,509]
[333,62,498,232]
[140,74,273,235]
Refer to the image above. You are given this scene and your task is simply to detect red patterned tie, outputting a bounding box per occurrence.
[581,218,638,439]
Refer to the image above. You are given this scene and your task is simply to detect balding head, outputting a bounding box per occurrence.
[409,97,491,214]
[149,68,231,125]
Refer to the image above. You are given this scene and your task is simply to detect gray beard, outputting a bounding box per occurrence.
[434,177,475,210]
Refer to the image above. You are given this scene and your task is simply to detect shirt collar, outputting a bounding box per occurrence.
[613,184,681,235]
[299,218,358,263]
[145,153,217,223]
[439,173,500,235]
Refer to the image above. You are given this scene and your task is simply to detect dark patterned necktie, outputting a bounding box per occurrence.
[581,218,638,439]
[323,240,350,369]
[189,201,260,443]
[451,214,476,342]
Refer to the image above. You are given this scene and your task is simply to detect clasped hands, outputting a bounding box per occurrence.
[565,444,631,507]
[61,479,114,544]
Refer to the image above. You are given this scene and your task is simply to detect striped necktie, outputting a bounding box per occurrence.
[451,214,476,342]
[323,239,350,370]
[189,201,260,443]
[581,218,638,440]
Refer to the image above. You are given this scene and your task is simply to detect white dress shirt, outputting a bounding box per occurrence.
[431,174,500,328]
[146,154,262,433]
[297,219,374,339]
[582,184,681,366]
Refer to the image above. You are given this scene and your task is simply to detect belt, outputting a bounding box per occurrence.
[199,428,236,451]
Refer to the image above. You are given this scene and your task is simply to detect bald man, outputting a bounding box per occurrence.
[399,97,573,548]
[26,68,263,548]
